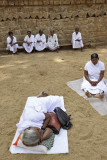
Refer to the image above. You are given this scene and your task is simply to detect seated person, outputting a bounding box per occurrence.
[23,31,34,53]
[34,30,47,51]
[81,53,106,99]
[47,30,59,51]
[16,92,61,146]
[72,27,83,51]
[7,31,18,54]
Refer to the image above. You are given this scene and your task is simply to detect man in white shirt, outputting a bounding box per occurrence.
[7,32,18,54]
[23,31,34,53]
[72,27,83,51]
[47,30,59,51]
[34,30,47,51]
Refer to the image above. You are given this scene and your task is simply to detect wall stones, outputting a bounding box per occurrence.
[0,0,107,49]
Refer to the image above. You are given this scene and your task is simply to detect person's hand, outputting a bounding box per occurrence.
[76,39,80,42]
[37,40,41,43]
[90,81,98,86]
[27,43,30,46]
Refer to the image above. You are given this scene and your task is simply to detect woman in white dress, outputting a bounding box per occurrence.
[23,31,34,53]
[47,30,59,51]
[81,53,106,98]
[7,32,18,54]
[34,30,47,51]
[72,27,83,50]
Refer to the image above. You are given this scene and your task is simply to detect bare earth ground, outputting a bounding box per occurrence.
[0,47,107,160]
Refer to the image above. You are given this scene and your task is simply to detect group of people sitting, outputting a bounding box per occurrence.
[7,30,59,54]
[7,27,84,54]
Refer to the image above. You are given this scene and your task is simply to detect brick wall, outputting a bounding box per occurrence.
[0,0,107,50]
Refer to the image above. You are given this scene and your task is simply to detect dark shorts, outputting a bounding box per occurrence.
[47,125,59,135]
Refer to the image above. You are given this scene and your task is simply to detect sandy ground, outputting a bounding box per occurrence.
[0,47,107,160]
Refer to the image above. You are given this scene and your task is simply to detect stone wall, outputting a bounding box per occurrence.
[0,0,107,50]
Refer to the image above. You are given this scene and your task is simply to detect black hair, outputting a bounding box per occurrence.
[8,31,13,35]
[27,31,31,34]
[75,27,79,31]
[91,53,99,59]
[39,29,43,34]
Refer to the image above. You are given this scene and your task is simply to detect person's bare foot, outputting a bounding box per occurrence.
[94,94,104,99]
[37,91,48,97]
[85,91,92,98]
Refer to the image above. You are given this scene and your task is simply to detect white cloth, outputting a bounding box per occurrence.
[23,35,34,53]
[47,34,59,51]
[9,129,68,154]
[9,96,68,154]
[67,79,107,116]
[34,34,47,51]
[7,36,18,53]
[72,32,83,49]
[81,60,106,94]
[16,96,65,133]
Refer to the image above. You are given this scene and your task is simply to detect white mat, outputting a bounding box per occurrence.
[67,79,107,116]
[9,96,68,154]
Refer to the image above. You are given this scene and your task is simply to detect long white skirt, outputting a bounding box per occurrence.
[7,44,18,53]
[72,40,83,49]
[35,42,47,51]
[47,42,59,51]
[23,43,34,53]
[81,77,106,94]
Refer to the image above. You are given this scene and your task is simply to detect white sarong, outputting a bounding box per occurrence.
[81,60,106,94]
[72,32,83,49]
[47,34,59,51]
[23,35,34,53]
[7,36,18,53]
[34,34,47,51]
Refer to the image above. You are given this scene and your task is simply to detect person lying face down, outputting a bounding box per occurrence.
[17,92,61,146]
[81,53,107,99]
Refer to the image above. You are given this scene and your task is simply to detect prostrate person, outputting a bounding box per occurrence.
[16,92,62,146]
[34,30,47,52]
[7,32,18,54]
[81,53,107,99]
[72,27,83,51]
[47,30,59,51]
[23,31,34,53]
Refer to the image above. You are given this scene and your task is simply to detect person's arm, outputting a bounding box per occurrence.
[41,113,50,129]
[84,70,91,83]
[84,70,104,86]
[84,70,95,86]
[40,113,51,141]
[42,35,46,43]
[13,37,18,45]
[96,70,104,84]
[9,37,13,46]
